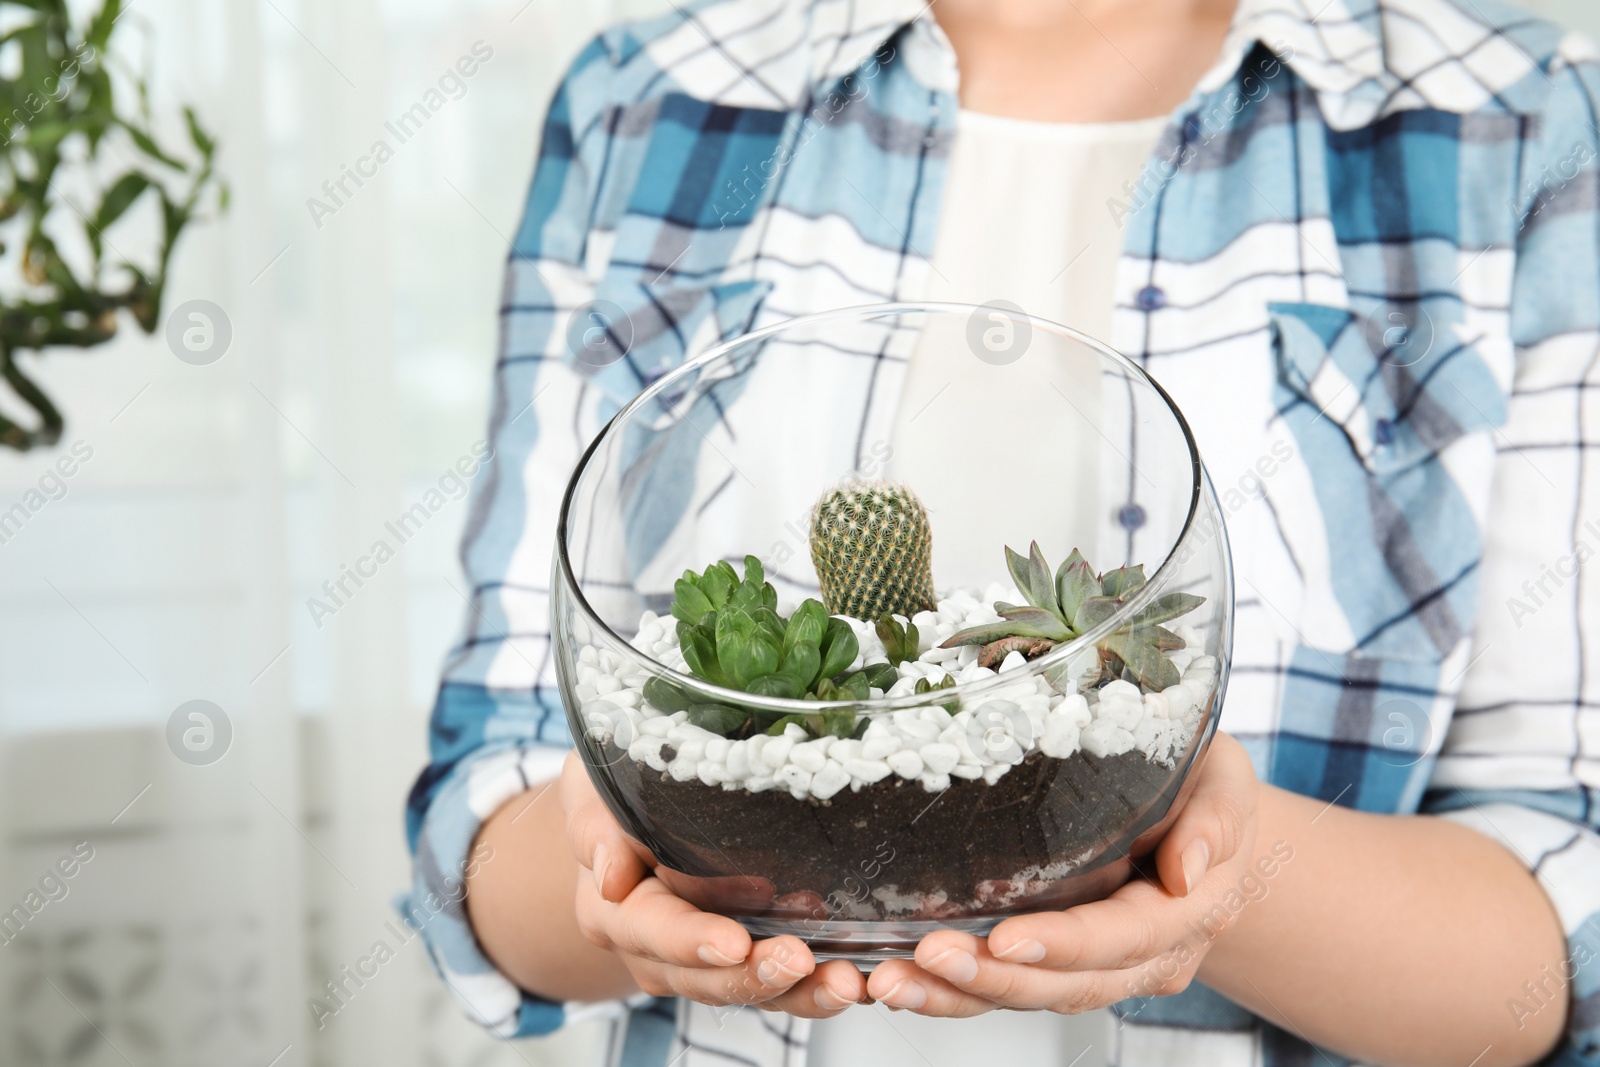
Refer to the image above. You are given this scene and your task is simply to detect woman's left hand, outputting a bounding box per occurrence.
[866,731,1261,1016]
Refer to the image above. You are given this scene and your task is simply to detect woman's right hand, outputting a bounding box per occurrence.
[560,751,867,1016]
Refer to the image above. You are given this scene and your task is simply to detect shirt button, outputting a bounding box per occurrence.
[1117,503,1147,531]
[1374,418,1395,446]
[1136,286,1166,312]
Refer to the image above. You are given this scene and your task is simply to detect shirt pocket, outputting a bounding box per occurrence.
[1260,302,1508,664]
[1267,301,1508,477]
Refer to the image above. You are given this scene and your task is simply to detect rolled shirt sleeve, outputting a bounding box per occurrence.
[398,34,627,1039]
[1422,40,1600,1065]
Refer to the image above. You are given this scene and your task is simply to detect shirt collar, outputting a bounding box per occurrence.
[803,0,1394,128]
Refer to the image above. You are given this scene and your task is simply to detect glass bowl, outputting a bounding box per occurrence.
[553,302,1233,962]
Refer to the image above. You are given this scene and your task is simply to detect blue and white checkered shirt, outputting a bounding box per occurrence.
[402,1,1600,1063]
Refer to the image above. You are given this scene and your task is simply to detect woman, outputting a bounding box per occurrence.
[403,0,1600,1063]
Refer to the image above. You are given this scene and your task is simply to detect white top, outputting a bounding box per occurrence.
[818,111,1165,1066]
[884,110,1167,588]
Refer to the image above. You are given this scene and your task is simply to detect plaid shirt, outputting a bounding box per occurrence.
[402,0,1600,1063]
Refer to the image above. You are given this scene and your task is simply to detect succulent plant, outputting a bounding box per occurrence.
[941,543,1203,691]
[650,556,923,740]
[810,480,937,621]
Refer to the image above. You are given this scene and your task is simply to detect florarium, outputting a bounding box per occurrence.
[553,303,1233,961]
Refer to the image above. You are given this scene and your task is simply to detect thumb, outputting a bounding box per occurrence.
[1155,731,1257,897]
[560,750,656,903]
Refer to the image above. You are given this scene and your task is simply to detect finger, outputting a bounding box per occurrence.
[663,935,818,1005]
[866,957,996,1018]
[981,878,1196,972]
[1154,731,1256,897]
[575,869,752,968]
[562,752,651,903]
[759,959,869,1018]
[907,931,1134,1013]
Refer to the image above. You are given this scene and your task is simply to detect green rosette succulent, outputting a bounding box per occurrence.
[941,542,1204,691]
[647,556,925,740]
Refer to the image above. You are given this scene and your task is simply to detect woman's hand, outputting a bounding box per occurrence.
[560,751,868,1016]
[865,732,1261,1016]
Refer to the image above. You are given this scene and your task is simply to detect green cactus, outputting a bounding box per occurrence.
[809,480,937,621]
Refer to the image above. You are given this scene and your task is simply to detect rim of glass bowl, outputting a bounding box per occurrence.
[555,301,1210,713]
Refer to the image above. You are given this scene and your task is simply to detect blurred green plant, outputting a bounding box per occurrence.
[0,0,224,450]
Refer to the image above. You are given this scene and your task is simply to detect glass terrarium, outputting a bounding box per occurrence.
[552,302,1233,962]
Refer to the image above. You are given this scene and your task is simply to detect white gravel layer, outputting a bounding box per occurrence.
[577,588,1217,801]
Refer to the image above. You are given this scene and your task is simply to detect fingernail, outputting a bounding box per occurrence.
[698,944,742,967]
[992,938,1045,963]
[883,978,927,1010]
[814,985,852,1012]
[1181,839,1211,895]
[926,948,978,984]
[593,843,611,898]
[756,956,806,984]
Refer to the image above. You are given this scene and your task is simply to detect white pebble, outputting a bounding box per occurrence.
[1081,720,1136,758]
[698,761,727,786]
[705,738,731,762]
[1058,693,1092,727]
[762,736,795,769]
[776,764,813,793]
[887,750,924,779]
[830,739,863,763]
[640,716,673,738]
[1101,679,1141,702]
[595,675,621,695]
[668,758,698,782]
[610,689,640,708]
[746,775,776,793]
[1040,718,1080,759]
[920,743,961,774]
[1144,691,1169,720]
[999,650,1028,673]
[790,740,829,773]
[844,758,892,783]
[675,739,706,764]
[578,645,598,665]
[812,762,851,800]
[862,735,900,760]
[576,683,598,703]
[628,735,666,765]
[784,722,808,740]
[726,740,752,778]
[919,771,952,792]
[1097,698,1143,731]
[950,762,984,780]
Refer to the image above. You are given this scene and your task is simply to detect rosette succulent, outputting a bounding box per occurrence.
[649,556,921,739]
[942,543,1204,691]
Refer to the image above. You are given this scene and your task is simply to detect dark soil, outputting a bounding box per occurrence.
[599,738,1191,921]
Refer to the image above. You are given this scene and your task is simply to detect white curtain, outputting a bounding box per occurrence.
[0,1,667,1065]
[3,1,1598,1066]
